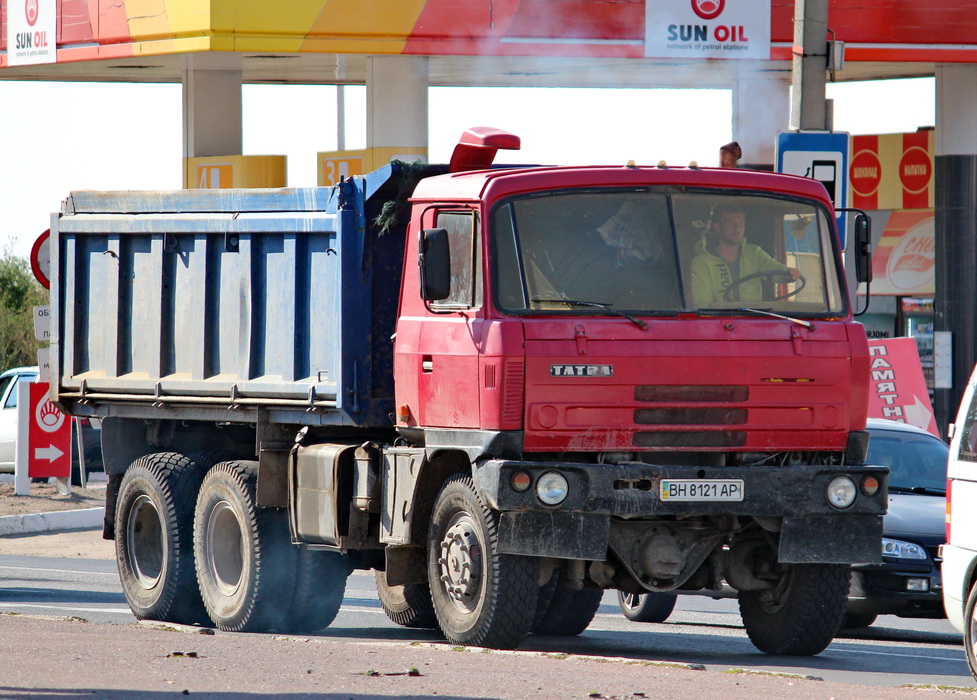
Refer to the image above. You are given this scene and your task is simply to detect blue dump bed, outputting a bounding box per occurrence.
[51,163,432,428]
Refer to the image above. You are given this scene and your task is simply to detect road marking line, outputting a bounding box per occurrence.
[0,603,132,614]
[0,564,117,576]
[834,647,961,662]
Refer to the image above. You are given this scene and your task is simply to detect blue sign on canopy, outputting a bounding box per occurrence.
[776,132,850,247]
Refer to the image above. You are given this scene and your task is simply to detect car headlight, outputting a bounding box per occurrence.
[536,471,569,506]
[881,538,927,560]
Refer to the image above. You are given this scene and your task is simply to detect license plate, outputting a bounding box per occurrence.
[659,479,744,502]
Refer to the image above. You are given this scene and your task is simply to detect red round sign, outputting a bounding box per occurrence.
[25,0,39,27]
[692,0,725,21]
[30,229,51,290]
[900,146,932,194]
[850,149,882,197]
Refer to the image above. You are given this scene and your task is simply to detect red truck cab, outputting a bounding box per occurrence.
[392,131,884,654]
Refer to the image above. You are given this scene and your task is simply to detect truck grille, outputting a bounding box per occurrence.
[634,408,748,425]
[635,385,749,402]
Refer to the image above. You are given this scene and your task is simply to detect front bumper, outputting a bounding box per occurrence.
[474,459,887,563]
[847,559,944,618]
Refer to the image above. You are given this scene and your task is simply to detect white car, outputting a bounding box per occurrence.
[0,366,40,472]
[940,362,977,680]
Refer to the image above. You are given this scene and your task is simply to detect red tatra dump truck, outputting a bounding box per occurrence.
[50,127,884,655]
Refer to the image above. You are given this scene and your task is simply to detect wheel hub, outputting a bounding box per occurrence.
[127,494,164,589]
[438,512,482,612]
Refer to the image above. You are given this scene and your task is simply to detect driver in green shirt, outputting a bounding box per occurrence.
[690,204,800,307]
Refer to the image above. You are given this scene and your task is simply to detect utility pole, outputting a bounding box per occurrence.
[789,0,829,131]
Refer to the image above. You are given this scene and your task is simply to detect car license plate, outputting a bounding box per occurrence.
[659,479,744,502]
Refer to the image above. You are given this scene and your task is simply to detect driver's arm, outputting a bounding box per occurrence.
[752,246,800,280]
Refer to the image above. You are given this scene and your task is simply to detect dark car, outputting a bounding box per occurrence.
[618,417,948,628]
[844,417,948,628]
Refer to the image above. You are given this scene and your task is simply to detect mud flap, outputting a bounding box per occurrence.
[497,511,610,560]
[778,515,883,565]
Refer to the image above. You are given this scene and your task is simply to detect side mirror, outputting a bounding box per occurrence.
[853,212,872,284]
[420,228,451,301]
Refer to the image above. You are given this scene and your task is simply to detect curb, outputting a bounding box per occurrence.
[0,507,105,536]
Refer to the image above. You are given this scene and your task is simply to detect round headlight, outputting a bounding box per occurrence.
[536,471,569,506]
[827,475,857,509]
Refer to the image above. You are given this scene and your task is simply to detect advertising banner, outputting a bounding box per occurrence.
[7,0,57,66]
[870,210,935,296]
[645,0,770,60]
[867,338,938,437]
[850,132,934,211]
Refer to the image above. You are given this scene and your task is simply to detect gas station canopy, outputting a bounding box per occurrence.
[1,0,976,86]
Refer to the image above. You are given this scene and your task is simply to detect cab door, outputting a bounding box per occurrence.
[398,209,483,429]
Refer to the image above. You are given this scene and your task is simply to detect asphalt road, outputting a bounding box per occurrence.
[0,539,973,695]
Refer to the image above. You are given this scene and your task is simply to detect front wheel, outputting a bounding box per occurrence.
[738,563,849,655]
[427,473,538,649]
[963,580,977,680]
[617,590,677,623]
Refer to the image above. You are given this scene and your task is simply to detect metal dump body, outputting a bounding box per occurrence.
[50,165,414,427]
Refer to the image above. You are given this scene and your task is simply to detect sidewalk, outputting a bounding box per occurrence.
[0,473,106,535]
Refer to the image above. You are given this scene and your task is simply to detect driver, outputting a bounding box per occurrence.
[690,203,800,307]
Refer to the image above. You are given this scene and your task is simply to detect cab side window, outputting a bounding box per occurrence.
[431,210,481,309]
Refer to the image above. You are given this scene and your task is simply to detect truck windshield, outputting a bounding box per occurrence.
[491,189,846,317]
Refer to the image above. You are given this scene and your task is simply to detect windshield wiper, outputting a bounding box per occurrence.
[698,307,813,329]
[532,298,649,330]
[889,485,946,496]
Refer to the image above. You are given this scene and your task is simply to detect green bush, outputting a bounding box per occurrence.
[0,245,48,372]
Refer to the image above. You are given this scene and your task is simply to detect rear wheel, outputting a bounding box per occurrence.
[115,452,209,625]
[617,590,677,623]
[376,571,438,629]
[739,563,849,655]
[193,460,296,632]
[283,548,350,633]
[427,473,537,649]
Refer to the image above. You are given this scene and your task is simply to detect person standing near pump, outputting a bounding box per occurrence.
[690,203,801,307]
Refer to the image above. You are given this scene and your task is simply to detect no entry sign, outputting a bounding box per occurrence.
[28,382,71,478]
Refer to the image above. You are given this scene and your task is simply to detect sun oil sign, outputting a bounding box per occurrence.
[645,0,771,60]
[7,0,57,65]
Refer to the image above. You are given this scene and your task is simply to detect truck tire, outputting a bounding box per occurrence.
[617,590,677,623]
[427,473,537,649]
[193,460,297,633]
[375,571,438,629]
[531,569,603,636]
[284,548,350,633]
[115,452,209,625]
[738,563,849,655]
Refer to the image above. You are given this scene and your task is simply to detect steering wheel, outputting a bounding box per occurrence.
[721,270,807,302]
